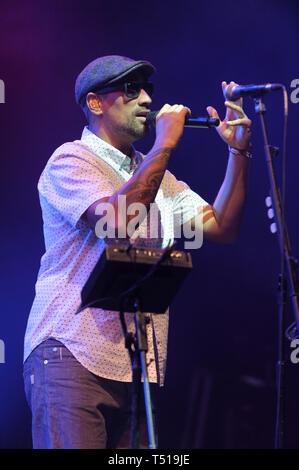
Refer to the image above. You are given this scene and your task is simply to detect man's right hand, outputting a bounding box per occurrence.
[85,104,191,238]
[153,104,191,150]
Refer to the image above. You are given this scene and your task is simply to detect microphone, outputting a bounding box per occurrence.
[225,83,282,101]
[146,111,219,128]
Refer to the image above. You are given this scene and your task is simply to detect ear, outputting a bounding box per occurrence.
[86,92,104,116]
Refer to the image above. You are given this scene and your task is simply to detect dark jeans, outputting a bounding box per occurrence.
[23,338,157,449]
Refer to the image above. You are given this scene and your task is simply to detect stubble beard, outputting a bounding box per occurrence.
[120,115,150,142]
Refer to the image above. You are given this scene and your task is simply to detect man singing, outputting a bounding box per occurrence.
[23,55,252,449]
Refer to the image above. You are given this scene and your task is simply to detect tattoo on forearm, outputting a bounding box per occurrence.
[118,146,173,209]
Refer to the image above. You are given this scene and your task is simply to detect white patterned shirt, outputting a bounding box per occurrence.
[24,127,208,386]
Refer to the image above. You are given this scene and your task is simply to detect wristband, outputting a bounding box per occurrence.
[229,145,252,159]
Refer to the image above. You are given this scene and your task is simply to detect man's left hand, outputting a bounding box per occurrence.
[207,81,252,151]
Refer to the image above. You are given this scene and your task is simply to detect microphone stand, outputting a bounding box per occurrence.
[254,98,299,449]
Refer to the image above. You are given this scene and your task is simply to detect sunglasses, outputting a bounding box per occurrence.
[92,81,154,99]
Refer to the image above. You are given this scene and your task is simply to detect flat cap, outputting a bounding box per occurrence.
[75,55,156,105]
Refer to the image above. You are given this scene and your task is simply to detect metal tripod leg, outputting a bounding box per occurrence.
[134,309,157,449]
[139,349,157,449]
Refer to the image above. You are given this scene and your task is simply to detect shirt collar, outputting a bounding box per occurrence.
[80,126,142,174]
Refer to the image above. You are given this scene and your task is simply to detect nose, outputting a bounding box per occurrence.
[138,88,152,105]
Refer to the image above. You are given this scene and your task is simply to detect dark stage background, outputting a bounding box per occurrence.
[0,0,299,449]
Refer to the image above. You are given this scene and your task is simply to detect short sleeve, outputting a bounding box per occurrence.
[38,151,115,228]
[162,170,209,226]
[173,186,209,225]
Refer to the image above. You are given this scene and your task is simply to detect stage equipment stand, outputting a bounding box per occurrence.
[79,243,193,449]
[254,96,299,449]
